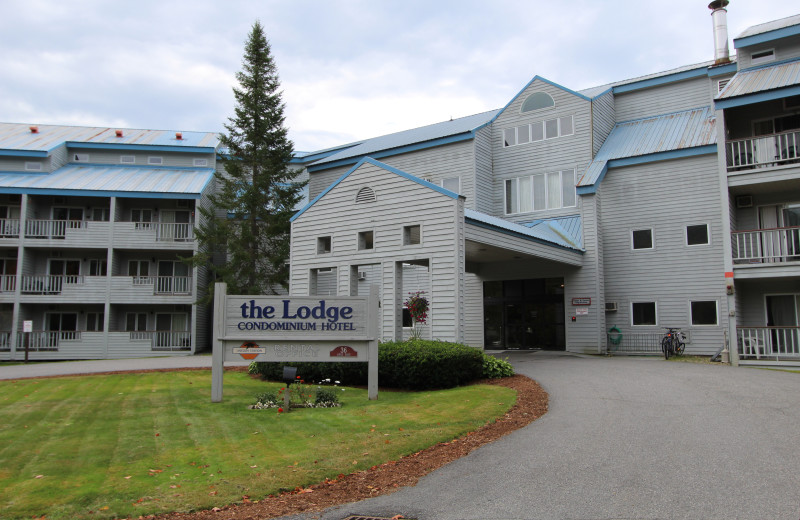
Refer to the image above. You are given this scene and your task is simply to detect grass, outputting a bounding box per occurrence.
[0,370,515,520]
[666,355,717,364]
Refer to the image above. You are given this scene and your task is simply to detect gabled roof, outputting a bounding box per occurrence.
[307,110,499,170]
[292,156,460,222]
[0,122,219,155]
[578,106,717,192]
[734,13,800,48]
[0,164,213,198]
[715,58,800,105]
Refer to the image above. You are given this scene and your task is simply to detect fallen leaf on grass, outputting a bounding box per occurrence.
[34,475,43,479]
[124,476,131,480]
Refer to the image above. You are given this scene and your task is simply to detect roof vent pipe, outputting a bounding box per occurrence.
[175,132,183,140]
[115,129,123,137]
[708,0,730,65]
[29,126,38,133]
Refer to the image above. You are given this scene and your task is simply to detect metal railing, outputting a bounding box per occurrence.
[15,330,82,351]
[726,130,800,171]
[0,274,16,293]
[738,327,800,359]
[731,226,800,264]
[127,330,192,351]
[131,222,194,241]
[607,332,664,355]
[20,275,84,294]
[25,219,86,239]
[0,218,20,237]
[129,276,192,294]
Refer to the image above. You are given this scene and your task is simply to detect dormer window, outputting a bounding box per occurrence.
[751,49,774,66]
[520,92,555,113]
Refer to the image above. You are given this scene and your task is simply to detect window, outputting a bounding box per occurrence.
[126,313,148,332]
[72,153,89,162]
[148,156,163,165]
[691,300,718,326]
[440,177,460,193]
[25,162,42,171]
[520,92,555,113]
[505,169,576,214]
[132,209,153,229]
[129,260,149,283]
[91,207,110,221]
[89,259,107,276]
[193,158,208,167]
[686,224,709,246]
[502,115,574,147]
[632,229,653,250]
[402,307,413,328]
[632,302,657,326]
[317,236,331,254]
[86,312,104,332]
[403,225,421,246]
[751,49,774,66]
[120,155,135,164]
[358,230,374,250]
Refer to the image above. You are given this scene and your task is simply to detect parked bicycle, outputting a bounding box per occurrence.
[661,327,685,359]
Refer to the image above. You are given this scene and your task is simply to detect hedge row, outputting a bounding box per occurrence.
[248,339,505,390]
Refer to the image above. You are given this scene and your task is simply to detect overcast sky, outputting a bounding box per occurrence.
[1,1,797,152]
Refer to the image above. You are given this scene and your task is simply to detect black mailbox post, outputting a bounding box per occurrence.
[281,366,297,410]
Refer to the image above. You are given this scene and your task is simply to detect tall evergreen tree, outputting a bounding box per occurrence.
[193,21,304,300]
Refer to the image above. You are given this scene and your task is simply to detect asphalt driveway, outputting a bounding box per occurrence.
[280,351,800,520]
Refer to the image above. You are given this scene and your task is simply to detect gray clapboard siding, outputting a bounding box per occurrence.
[614,77,712,123]
[736,37,800,70]
[591,90,615,157]
[292,161,464,343]
[599,154,727,354]
[473,125,494,215]
[463,273,483,347]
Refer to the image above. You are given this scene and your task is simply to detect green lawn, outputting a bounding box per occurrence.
[0,370,515,519]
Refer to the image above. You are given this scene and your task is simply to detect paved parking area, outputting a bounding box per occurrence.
[280,352,800,520]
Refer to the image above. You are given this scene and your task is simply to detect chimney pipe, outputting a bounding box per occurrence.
[709,0,730,65]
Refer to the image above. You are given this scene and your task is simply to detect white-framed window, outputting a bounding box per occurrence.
[504,169,576,214]
[403,225,421,246]
[193,158,208,167]
[72,153,89,162]
[358,230,374,250]
[520,92,555,113]
[503,115,574,147]
[148,156,163,165]
[25,162,42,171]
[317,236,332,254]
[631,228,654,250]
[631,301,657,326]
[129,260,150,284]
[89,259,107,276]
[690,300,718,326]
[686,224,710,246]
[751,48,775,66]
[90,207,110,221]
[126,312,148,332]
[131,209,153,229]
[440,177,460,193]
[120,155,136,164]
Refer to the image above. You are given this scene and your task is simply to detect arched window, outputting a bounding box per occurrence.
[521,92,555,113]
[355,186,376,204]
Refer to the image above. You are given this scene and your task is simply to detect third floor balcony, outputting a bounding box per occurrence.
[726,130,800,173]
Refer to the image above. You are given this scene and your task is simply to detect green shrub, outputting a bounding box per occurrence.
[249,339,484,391]
[482,355,515,378]
[314,387,340,405]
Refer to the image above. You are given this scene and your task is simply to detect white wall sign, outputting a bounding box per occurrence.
[211,283,379,402]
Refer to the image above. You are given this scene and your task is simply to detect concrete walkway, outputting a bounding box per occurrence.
[0,355,249,380]
[280,351,800,520]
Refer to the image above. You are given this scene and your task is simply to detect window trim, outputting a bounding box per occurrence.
[520,92,555,113]
[690,300,719,327]
[502,115,574,148]
[751,48,775,66]
[316,235,332,255]
[440,177,461,194]
[403,224,422,246]
[631,301,658,327]
[631,228,655,251]
[504,169,577,215]
[685,223,710,247]
[358,230,374,251]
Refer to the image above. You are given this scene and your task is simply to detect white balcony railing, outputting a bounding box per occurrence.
[0,274,16,293]
[126,330,191,351]
[15,330,82,351]
[0,219,20,237]
[726,130,800,171]
[130,276,192,295]
[20,275,84,294]
[738,327,800,359]
[0,331,10,351]
[731,227,800,264]
[156,223,194,242]
[25,219,85,239]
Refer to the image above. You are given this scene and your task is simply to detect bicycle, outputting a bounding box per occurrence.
[661,327,685,359]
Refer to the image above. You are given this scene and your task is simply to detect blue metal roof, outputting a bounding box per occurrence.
[465,210,583,252]
[578,106,717,189]
[521,215,583,250]
[716,58,800,100]
[734,14,800,48]
[308,110,499,168]
[0,122,219,154]
[0,164,213,197]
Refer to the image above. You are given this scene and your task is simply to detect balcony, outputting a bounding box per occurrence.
[726,130,800,172]
[738,327,800,360]
[127,330,192,351]
[0,219,20,239]
[15,330,82,352]
[113,222,194,249]
[732,226,800,266]
[109,276,193,302]
[24,219,110,246]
